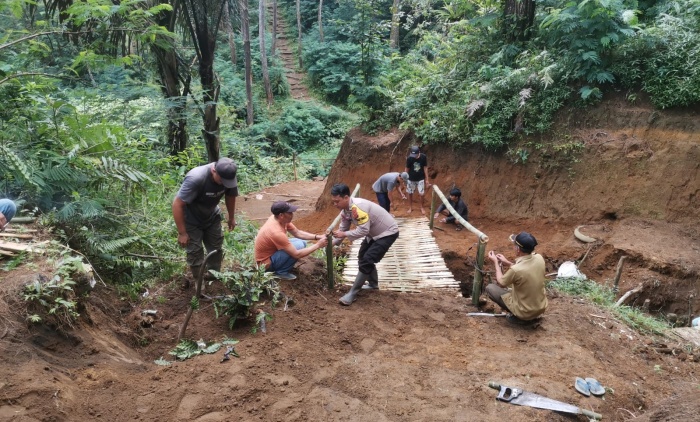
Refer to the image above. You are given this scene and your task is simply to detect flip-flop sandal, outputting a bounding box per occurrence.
[586,378,605,396]
[575,377,591,396]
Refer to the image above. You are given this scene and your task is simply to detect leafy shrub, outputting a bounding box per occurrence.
[211,266,281,329]
[612,3,700,108]
[538,0,638,96]
[23,254,94,330]
[304,39,363,104]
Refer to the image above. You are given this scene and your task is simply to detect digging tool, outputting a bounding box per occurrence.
[488,382,602,420]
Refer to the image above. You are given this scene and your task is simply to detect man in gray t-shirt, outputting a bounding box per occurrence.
[371,172,408,213]
[172,158,239,285]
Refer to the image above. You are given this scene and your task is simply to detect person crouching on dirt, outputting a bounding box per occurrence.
[254,201,328,280]
[371,171,408,214]
[486,232,547,325]
[330,183,399,305]
[433,188,468,231]
[172,158,239,286]
[0,198,17,231]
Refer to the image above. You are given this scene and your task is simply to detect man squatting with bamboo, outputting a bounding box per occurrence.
[371,171,408,213]
[330,183,399,305]
[254,201,328,280]
[172,158,238,286]
[433,187,468,231]
[486,231,548,325]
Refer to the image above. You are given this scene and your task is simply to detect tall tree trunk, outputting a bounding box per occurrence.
[259,0,273,106]
[153,1,189,157]
[503,0,536,43]
[389,0,400,49]
[271,0,278,55]
[223,1,237,69]
[200,42,220,163]
[296,0,303,69]
[318,0,324,42]
[240,0,254,125]
[182,0,225,162]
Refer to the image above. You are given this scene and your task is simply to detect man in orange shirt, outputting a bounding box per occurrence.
[254,201,327,280]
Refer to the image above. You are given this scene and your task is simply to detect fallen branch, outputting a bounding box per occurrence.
[615,283,643,307]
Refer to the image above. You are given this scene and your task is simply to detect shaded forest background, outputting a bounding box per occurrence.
[0,0,699,326]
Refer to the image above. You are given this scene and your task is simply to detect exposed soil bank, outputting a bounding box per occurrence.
[305,96,699,318]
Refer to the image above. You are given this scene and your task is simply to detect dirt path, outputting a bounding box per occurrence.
[272,9,310,101]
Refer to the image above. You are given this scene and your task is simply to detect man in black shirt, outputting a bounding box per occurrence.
[404,146,431,215]
[433,188,468,231]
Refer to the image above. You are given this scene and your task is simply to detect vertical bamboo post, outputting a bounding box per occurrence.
[613,255,627,294]
[326,233,334,290]
[325,183,361,290]
[429,189,436,229]
[472,239,487,306]
[293,153,298,181]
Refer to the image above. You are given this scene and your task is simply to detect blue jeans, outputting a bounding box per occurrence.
[268,238,306,274]
[0,199,17,224]
[375,192,390,212]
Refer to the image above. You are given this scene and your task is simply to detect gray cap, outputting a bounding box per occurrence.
[214,158,238,189]
[400,172,409,181]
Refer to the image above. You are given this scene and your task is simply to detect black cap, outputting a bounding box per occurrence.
[271,201,299,215]
[449,188,462,197]
[509,232,538,253]
[410,146,420,153]
[214,158,238,189]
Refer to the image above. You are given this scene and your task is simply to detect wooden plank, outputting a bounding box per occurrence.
[2,228,38,233]
[0,233,34,239]
[0,249,16,257]
[0,240,44,253]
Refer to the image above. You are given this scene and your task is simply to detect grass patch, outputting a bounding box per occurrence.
[549,277,669,335]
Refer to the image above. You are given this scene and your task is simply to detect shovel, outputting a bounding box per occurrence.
[489,382,602,420]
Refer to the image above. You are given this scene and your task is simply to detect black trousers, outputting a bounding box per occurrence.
[357,232,399,274]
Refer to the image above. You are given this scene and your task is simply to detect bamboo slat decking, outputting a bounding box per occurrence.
[342,217,459,292]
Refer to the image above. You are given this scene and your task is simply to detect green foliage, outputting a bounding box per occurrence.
[538,0,638,94]
[612,1,700,108]
[22,254,93,330]
[211,265,281,329]
[167,338,230,361]
[549,276,669,335]
[304,40,363,104]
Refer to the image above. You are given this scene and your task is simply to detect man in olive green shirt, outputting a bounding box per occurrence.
[486,231,547,324]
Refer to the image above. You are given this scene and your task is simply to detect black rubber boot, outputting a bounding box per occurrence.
[339,272,369,305]
[183,265,202,289]
[362,268,379,290]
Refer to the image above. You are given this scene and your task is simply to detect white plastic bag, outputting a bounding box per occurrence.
[557,261,586,279]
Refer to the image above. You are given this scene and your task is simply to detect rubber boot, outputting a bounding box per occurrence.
[362,268,379,290]
[339,272,369,306]
[183,265,202,289]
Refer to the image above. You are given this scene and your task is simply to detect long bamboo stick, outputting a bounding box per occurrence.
[431,185,488,242]
[325,183,360,289]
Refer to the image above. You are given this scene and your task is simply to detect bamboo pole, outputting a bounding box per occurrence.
[429,189,436,229]
[612,255,627,294]
[431,186,488,242]
[472,238,487,306]
[178,250,217,342]
[325,183,361,289]
[293,152,298,181]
